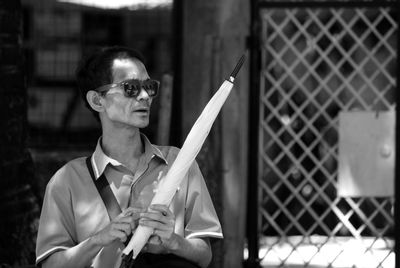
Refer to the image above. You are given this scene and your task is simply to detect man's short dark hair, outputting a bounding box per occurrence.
[75,46,146,120]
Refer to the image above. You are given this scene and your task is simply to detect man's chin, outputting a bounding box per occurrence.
[133,120,150,129]
[111,118,149,129]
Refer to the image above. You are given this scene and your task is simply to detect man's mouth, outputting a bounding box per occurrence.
[133,108,149,114]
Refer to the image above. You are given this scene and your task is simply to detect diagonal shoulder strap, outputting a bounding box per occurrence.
[86,157,122,220]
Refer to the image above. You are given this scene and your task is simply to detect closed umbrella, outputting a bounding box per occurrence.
[119,53,246,267]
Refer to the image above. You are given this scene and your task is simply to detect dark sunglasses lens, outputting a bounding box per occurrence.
[143,80,159,97]
[122,79,159,98]
[123,82,141,97]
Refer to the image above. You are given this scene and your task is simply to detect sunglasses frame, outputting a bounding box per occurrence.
[95,79,160,98]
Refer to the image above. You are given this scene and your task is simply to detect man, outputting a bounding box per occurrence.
[36,46,223,268]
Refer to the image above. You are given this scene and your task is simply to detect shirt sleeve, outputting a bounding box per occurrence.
[184,161,223,240]
[36,166,76,265]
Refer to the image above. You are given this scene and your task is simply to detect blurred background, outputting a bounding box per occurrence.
[0,0,397,268]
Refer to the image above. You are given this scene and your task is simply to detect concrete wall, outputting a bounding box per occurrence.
[181,1,250,267]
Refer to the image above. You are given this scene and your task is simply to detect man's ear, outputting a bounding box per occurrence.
[86,91,104,112]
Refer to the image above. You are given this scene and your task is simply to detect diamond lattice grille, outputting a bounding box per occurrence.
[258,7,395,267]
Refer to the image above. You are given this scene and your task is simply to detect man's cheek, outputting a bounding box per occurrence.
[106,107,126,120]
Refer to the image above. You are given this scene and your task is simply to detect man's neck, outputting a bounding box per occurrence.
[101,127,144,167]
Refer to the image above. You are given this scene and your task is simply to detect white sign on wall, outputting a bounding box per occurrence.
[338,111,395,197]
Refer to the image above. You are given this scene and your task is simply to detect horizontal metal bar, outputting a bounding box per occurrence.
[257,0,398,9]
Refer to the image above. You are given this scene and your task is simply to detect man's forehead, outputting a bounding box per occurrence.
[111,58,148,82]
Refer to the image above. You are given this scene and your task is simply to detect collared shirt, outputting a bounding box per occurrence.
[36,134,223,267]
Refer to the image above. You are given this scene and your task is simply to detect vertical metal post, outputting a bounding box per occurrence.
[395,2,400,267]
[244,0,261,267]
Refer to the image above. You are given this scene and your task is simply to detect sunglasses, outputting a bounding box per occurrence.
[95,79,160,98]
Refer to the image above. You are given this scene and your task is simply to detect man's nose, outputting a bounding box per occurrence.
[136,88,150,100]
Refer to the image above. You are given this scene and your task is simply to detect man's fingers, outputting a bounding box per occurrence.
[123,207,144,224]
[149,204,170,216]
[124,207,143,215]
[112,222,131,236]
[118,216,135,224]
[140,212,167,223]
[139,219,170,231]
[110,228,128,242]
[139,219,159,229]
[117,207,142,220]
[148,235,162,245]
[112,216,135,231]
[122,208,134,216]
[141,206,173,221]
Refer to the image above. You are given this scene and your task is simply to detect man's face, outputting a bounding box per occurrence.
[101,58,154,129]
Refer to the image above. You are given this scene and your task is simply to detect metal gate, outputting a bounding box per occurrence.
[248,1,397,267]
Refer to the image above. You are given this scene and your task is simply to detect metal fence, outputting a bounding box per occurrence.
[254,1,396,267]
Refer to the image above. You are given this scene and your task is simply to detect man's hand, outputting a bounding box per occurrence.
[138,204,212,268]
[139,204,178,252]
[92,207,141,246]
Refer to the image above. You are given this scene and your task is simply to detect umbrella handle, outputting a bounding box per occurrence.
[119,252,133,268]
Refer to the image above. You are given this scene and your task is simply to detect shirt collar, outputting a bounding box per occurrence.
[91,134,167,179]
[141,134,168,164]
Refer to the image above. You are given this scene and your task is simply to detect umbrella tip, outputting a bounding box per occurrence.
[229,52,247,80]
